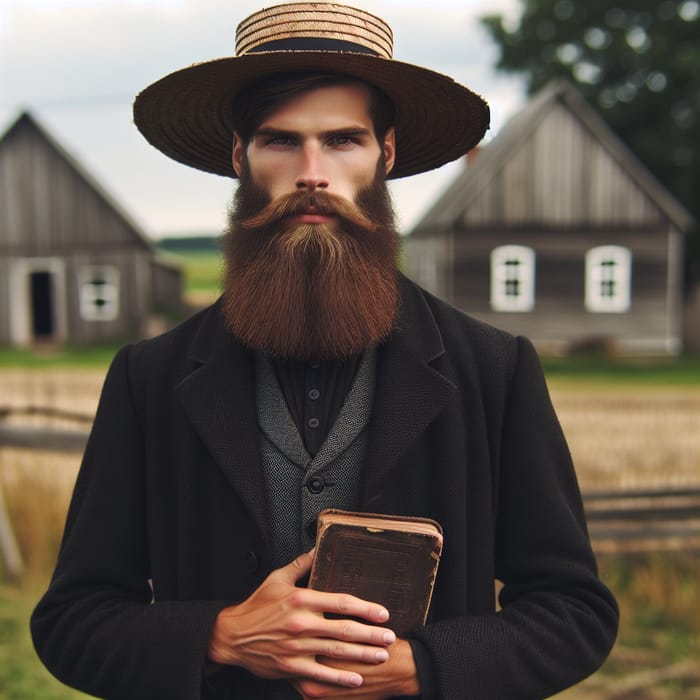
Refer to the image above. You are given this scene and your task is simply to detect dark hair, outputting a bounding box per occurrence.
[232,72,396,145]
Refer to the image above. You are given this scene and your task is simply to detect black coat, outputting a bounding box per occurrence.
[32,278,618,699]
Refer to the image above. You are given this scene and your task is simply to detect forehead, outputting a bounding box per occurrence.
[257,82,374,131]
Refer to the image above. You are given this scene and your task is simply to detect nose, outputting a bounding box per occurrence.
[295,143,329,191]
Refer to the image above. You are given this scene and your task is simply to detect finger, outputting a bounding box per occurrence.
[283,637,390,665]
[304,589,392,627]
[292,657,364,689]
[321,617,396,647]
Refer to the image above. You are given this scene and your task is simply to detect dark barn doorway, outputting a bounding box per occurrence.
[30,270,55,339]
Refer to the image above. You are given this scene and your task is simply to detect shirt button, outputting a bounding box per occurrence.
[307,476,325,494]
[310,362,320,369]
[308,389,320,400]
[308,417,320,429]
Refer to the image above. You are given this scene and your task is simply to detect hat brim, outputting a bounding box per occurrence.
[133,50,489,180]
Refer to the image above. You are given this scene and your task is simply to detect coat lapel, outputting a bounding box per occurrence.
[363,279,458,507]
[175,305,269,542]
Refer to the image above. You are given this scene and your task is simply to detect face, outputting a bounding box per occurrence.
[232,83,396,210]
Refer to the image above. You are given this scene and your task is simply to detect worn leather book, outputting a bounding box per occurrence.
[308,509,443,637]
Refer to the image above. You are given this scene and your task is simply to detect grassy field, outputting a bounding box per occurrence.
[163,248,223,308]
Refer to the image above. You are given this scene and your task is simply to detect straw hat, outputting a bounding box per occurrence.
[133,2,489,179]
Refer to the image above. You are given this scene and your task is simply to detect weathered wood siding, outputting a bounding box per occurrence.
[449,228,679,354]
[459,103,665,228]
[0,117,149,253]
[0,113,182,346]
[405,83,690,355]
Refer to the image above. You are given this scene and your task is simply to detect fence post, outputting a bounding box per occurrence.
[0,477,24,581]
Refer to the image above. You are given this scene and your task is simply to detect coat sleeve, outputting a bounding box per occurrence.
[415,335,619,699]
[31,346,230,700]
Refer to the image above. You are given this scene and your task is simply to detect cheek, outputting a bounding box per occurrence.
[249,159,296,197]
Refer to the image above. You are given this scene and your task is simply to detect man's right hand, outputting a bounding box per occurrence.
[206,550,396,688]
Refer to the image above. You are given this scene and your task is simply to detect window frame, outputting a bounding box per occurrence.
[585,245,632,313]
[490,245,536,312]
[78,265,121,322]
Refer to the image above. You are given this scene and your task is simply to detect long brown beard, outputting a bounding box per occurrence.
[221,166,400,361]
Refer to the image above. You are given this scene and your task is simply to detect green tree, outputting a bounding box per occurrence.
[482,0,700,281]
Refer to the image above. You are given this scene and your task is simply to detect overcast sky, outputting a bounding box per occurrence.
[0,0,526,238]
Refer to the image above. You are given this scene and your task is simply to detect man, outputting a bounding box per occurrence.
[31,4,618,699]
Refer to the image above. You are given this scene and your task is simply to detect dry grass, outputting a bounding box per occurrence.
[1,368,699,574]
[549,385,700,491]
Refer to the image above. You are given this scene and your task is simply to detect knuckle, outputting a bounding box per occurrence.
[288,589,308,607]
[335,594,354,614]
[326,642,344,658]
[286,612,309,635]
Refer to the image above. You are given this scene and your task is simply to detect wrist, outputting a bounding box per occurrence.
[392,639,421,696]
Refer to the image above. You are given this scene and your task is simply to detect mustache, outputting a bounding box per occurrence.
[238,190,379,232]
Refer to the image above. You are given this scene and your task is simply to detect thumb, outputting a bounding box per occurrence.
[276,549,315,584]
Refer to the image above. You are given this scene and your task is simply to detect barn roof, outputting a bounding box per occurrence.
[409,80,694,236]
[0,110,154,253]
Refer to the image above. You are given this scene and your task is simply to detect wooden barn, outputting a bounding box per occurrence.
[0,111,183,347]
[404,80,695,355]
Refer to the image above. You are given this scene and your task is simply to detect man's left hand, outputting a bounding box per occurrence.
[291,638,420,699]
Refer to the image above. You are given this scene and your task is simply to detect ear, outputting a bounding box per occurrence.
[232,132,244,176]
[383,127,396,176]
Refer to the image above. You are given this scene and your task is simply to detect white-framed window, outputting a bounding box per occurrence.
[490,245,535,312]
[78,266,120,321]
[585,246,631,313]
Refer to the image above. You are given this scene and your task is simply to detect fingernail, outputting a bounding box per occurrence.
[378,608,390,621]
[376,650,389,662]
[383,631,396,645]
[350,674,363,687]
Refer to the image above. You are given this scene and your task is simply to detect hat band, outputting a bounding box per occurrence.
[245,37,380,56]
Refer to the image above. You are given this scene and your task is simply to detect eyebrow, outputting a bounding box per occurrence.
[254,127,373,140]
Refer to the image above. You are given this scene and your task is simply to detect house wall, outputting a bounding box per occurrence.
[447,226,678,354]
[405,96,687,356]
[460,103,666,229]
[0,114,181,346]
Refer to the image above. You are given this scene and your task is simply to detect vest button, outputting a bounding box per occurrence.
[306,520,318,539]
[307,417,320,429]
[307,476,325,494]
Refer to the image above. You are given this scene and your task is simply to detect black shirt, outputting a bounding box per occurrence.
[271,354,362,456]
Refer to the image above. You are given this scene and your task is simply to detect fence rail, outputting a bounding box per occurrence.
[2,415,700,559]
[584,487,700,554]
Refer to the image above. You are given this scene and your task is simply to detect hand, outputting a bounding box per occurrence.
[207,550,396,688]
[292,638,420,699]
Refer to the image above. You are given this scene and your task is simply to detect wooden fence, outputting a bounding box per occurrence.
[2,413,700,579]
[584,486,700,554]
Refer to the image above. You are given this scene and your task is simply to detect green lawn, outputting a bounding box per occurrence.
[542,354,700,386]
[0,583,92,699]
[0,345,122,369]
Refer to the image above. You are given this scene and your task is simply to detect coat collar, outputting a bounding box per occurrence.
[174,277,457,532]
[361,276,458,509]
[175,302,270,542]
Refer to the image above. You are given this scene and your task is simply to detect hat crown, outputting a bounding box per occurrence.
[236,2,393,59]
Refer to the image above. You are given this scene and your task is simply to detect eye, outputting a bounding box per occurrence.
[328,134,357,148]
[264,135,297,148]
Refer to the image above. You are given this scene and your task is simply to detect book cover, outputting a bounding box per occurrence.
[308,509,443,637]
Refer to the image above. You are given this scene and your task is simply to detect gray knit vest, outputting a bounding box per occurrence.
[255,349,376,569]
